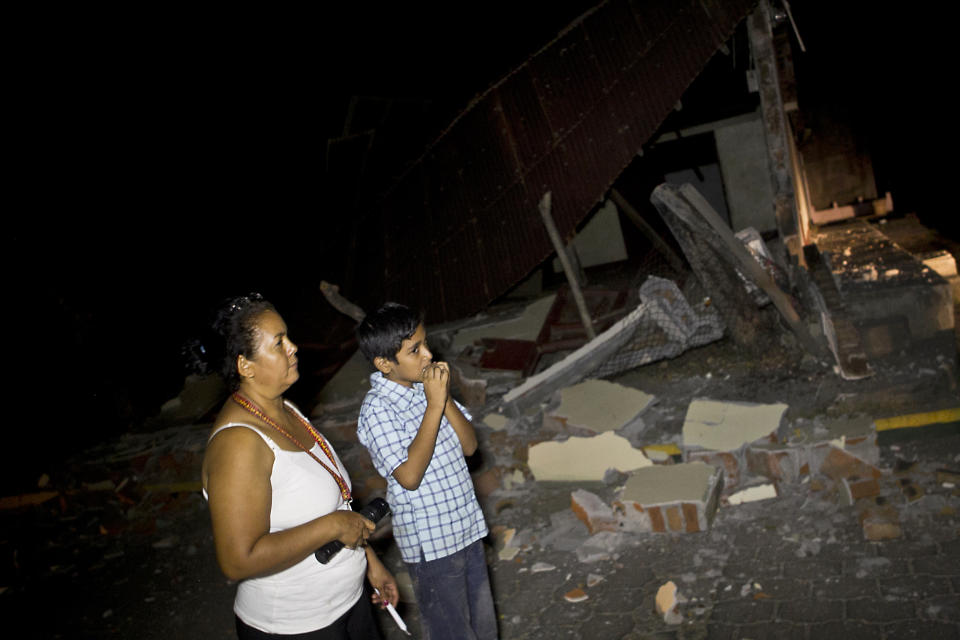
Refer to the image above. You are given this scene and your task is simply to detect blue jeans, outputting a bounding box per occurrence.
[407,540,498,640]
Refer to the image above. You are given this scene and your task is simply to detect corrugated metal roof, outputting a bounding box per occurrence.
[357,0,758,322]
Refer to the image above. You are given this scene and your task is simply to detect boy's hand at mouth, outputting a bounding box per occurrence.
[422,361,450,408]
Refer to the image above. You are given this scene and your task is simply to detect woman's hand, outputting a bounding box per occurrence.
[329,510,375,548]
[366,550,399,608]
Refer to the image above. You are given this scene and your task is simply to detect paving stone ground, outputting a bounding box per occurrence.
[363,431,960,640]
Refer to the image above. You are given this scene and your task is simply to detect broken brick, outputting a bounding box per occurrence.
[746,445,805,484]
[571,489,619,534]
[859,505,902,541]
[842,476,881,500]
[616,463,723,534]
[817,446,883,482]
[687,449,741,492]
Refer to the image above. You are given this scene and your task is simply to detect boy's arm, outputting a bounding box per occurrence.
[391,402,444,491]
[391,363,449,491]
[443,398,478,456]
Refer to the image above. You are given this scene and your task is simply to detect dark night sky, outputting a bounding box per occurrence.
[8,2,952,491]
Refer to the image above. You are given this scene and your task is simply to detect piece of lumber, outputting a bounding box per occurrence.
[500,300,646,416]
[610,188,686,274]
[538,191,596,341]
[667,184,823,356]
[320,281,367,323]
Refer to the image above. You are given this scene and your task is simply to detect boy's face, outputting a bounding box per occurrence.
[376,323,434,388]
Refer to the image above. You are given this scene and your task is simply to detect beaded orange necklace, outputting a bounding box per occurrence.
[232,392,351,504]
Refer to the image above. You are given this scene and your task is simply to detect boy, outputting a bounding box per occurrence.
[356,302,497,640]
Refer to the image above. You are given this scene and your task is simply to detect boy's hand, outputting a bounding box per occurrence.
[421,361,450,408]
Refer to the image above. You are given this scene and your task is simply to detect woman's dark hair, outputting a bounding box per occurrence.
[184,293,277,391]
[355,302,423,364]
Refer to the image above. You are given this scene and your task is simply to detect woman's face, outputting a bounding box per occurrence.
[242,310,299,391]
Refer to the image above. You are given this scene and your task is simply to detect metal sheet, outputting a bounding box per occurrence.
[367,0,758,322]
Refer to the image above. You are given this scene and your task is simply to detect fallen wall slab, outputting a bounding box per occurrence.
[543,379,654,434]
[527,431,652,482]
[615,462,724,533]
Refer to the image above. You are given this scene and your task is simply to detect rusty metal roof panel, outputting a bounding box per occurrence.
[364,0,758,322]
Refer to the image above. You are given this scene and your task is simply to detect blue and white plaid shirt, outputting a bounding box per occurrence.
[357,373,488,563]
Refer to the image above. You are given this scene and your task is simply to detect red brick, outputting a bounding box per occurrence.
[819,447,883,482]
[682,503,700,533]
[688,450,741,491]
[649,506,666,533]
[571,490,619,534]
[859,505,901,540]
[665,505,683,531]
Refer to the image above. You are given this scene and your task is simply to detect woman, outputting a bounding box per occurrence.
[194,293,398,639]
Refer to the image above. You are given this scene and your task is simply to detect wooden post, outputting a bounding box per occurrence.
[610,188,686,274]
[676,184,823,356]
[319,281,367,323]
[538,192,597,341]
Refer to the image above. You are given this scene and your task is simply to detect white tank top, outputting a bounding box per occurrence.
[206,402,366,634]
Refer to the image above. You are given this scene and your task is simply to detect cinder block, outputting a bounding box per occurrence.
[571,489,620,534]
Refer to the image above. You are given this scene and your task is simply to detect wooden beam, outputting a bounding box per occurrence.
[610,188,686,274]
[538,192,597,341]
[675,183,823,356]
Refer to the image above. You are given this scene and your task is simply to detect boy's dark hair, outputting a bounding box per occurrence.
[356,302,423,364]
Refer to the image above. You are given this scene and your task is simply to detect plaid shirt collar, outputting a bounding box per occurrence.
[368,372,423,411]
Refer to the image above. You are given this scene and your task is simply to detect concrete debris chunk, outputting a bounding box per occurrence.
[655,581,684,625]
[528,431,652,481]
[575,531,627,563]
[586,573,604,587]
[571,489,619,534]
[564,587,589,603]
[682,398,786,451]
[530,562,556,573]
[543,379,654,434]
[616,462,723,533]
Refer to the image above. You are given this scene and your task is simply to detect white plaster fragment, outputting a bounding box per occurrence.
[483,413,509,431]
[530,562,556,573]
[682,398,787,451]
[727,484,778,505]
[552,379,654,433]
[528,431,652,481]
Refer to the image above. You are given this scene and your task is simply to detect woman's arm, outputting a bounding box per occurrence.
[365,547,399,607]
[204,427,374,581]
